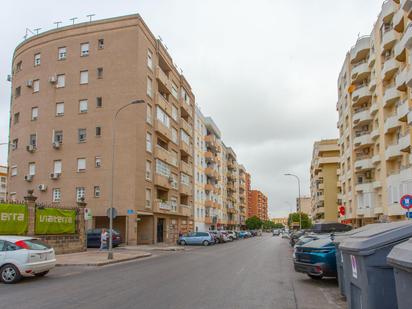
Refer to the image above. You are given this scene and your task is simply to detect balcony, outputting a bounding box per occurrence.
[372,154,381,165]
[204,183,217,193]
[155,66,171,94]
[383,86,401,107]
[180,161,193,176]
[351,61,371,83]
[179,97,193,118]
[227,183,236,192]
[370,101,379,115]
[368,52,376,67]
[355,181,373,192]
[154,120,172,140]
[408,110,412,125]
[179,204,192,217]
[227,161,236,170]
[180,140,193,157]
[154,173,172,189]
[369,76,377,92]
[354,157,373,171]
[384,114,401,133]
[153,200,173,214]
[398,27,412,62]
[401,0,412,12]
[227,207,236,214]
[204,151,216,163]
[155,146,177,167]
[352,85,371,105]
[397,99,410,121]
[372,180,382,189]
[381,28,399,52]
[205,199,218,209]
[180,183,192,196]
[204,216,213,224]
[227,171,236,180]
[204,135,218,150]
[399,132,411,152]
[393,7,405,32]
[180,118,193,136]
[382,57,399,81]
[381,0,397,22]
[353,108,372,125]
[371,128,380,140]
[350,36,370,63]
[354,132,373,147]
[385,143,402,160]
[205,167,218,179]
[156,93,171,117]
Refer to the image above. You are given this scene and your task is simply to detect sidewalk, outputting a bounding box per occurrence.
[56,250,152,267]
[118,244,186,252]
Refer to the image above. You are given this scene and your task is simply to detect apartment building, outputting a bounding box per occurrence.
[337,0,412,226]
[0,166,7,201]
[310,139,340,223]
[296,196,311,216]
[271,217,288,227]
[225,146,239,228]
[248,190,269,221]
[238,165,247,227]
[7,14,196,245]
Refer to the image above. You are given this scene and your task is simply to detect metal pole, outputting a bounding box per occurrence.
[284,173,302,230]
[108,100,144,260]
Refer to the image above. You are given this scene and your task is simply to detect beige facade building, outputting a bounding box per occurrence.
[296,196,311,216]
[7,14,196,244]
[310,139,340,223]
[337,0,412,226]
[0,166,7,202]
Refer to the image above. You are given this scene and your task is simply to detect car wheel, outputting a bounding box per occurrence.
[34,271,49,277]
[1,264,21,284]
[180,240,186,246]
[202,240,209,246]
[308,274,323,280]
[229,237,234,241]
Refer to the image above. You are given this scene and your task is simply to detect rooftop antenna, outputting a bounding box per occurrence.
[158,35,163,42]
[54,21,62,29]
[70,17,78,25]
[87,14,95,22]
[33,28,41,35]
[23,28,34,40]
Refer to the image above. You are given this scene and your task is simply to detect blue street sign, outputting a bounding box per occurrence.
[406,212,412,219]
[400,195,412,210]
[127,209,135,215]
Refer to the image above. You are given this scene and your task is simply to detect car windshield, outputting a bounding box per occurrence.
[22,239,51,250]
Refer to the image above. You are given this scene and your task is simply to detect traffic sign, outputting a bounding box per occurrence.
[127,209,135,215]
[84,208,93,221]
[400,195,412,210]
[106,207,117,219]
[406,212,412,219]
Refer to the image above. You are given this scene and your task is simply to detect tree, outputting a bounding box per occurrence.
[262,220,274,230]
[287,212,312,229]
[245,216,263,230]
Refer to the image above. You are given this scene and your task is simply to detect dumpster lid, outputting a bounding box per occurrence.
[339,221,412,254]
[333,223,380,245]
[387,238,412,270]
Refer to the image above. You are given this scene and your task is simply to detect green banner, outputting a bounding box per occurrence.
[0,204,28,235]
[35,208,76,235]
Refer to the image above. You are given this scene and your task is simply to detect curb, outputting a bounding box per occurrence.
[56,252,152,267]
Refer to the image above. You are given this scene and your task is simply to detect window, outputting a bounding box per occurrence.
[77,158,86,172]
[15,86,21,98]
[156,159,170,177]
[29,134,37,147]
[147,49,153,70]
[56,102,64,116]
[171,174,178,189]
[34,53,41,66]
[94,186,101,198]
[181,173,190,185]
[11,166,17,176]
[147,77,153,97]
[97,67,103,79]
[53,160,62,174]
[96,126,101,137]
[58,47,67,60]
[12,138,18,150]
[146,160,152,180]
[76,187,85,202]
[98,39,104,49]
[145,188,152,208]
[95,156,101,168]
[80,43,89,56]
[33,80,40,92]
[170,197,177,212]
[54,130,63,143]
[146,132,152,152]
[16,61,22,72]
[80,71,88,84]
[171,82,178,99]
[79,99,88,113]
[180,129,189,144]
[146,104,152,124]
[156,106,170,127]
[78,129,86,142]
[171,105,178,121]
[52,188,61,202]
[56,74,65,88]
[172,128,178,144]
[96,97,102,108]
[28,162,36,176]
[171,150,178,167]
[181,88,190,105]
[31,107,38,120]
[13,112,19,124]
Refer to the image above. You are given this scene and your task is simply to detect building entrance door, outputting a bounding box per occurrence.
[157,218,164,243]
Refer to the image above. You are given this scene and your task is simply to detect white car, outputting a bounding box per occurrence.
[0,236,56,284]
[226,231,237,240]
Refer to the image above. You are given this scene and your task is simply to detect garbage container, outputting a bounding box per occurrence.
[340,221,412,309]
[387,238,412,309]
[333,223,379,299]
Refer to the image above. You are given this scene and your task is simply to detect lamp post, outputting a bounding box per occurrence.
[284,173,302,230]
[108,99,145,260]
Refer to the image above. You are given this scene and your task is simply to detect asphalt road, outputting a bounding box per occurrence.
[0,234,346,309]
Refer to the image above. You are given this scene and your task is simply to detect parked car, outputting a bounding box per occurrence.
[281,232,290,239]
[0,236,56,284]
[178,232,214,246]
[221,231,232,242]
[87,228,122,248]
[238,231,249,239]
[272,229,281,236]
[293,237,337,280]
[290,230,305,247]
[227,231,237,240]
[294,234,330,247]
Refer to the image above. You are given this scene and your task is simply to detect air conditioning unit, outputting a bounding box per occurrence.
[24,175,33,182]
[52,141,61,149]
[11,143,17,150]
[49,75,57,83]
[168,176,174,183]
[26,80,33,87]
[50,173,61,180]
[38,184,47,191]
[26,145,36,153]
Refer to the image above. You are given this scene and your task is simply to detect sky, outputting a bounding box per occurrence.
[0,0,383,218]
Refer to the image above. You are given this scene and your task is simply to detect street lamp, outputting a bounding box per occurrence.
[284,173,302,230]
[108,99,145,260]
